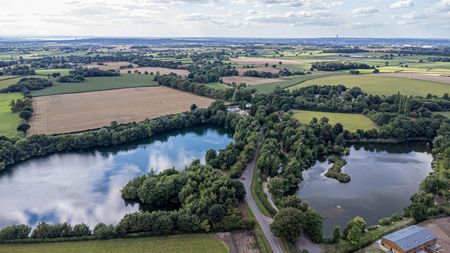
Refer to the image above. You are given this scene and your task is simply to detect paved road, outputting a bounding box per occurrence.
[243,128,284,253]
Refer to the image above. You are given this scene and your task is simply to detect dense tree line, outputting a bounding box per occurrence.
[9,97,34,133]
[187,61,238,83]
[2,65,36,75]
[0,77,52,94]
[0,60,17,68]
[156,74,235,100]
[311,61,373,71]
[243,70,279,78]
[71,68,120,77]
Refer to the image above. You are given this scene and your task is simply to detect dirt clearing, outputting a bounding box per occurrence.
[230,57,300,65]
[378,72,450,84]
[29,86,215,135]
[222,76,283,86]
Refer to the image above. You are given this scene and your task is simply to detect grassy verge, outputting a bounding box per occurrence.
[0,93,23,139]
[324,218,413,253]
[288,74,450,96]
[293,110,378,132]
[0,234,228,253]
[31,74,159,96]
[251,164,277,217]
[244,203,272,253]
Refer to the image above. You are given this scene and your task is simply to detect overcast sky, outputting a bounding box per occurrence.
[0,0,449,38]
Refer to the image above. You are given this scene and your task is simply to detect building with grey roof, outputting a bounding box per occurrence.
[381,225,439,253]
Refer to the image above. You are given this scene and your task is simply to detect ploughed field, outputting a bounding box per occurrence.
[0,234,228,253]
[28,86,215,135]
[221,76,283,85]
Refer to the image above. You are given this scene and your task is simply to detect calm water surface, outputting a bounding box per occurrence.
[296,142,432,236]
[0,126,232,228]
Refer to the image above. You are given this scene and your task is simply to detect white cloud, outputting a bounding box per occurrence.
[351,7,379,16]
[427,0,450,13]
[390,0,415,9]
[391,12,427,24]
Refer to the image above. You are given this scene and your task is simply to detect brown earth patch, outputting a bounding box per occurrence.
[222,76,283,86]
[230,57,300,65]
[236,67,280,76]
[378,72,450,84]
[29,86,215,135]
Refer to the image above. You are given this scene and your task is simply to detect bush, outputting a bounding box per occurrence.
[93,223,116,239]
[379,218,391,226]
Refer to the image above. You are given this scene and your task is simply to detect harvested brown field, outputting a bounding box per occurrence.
[236,67,280,75]
[230,57,300,65]
[28,87,215,135]
[123,67,189,76]
[85,61,135,70]
[378,72,450,84]
[222,76,283,86]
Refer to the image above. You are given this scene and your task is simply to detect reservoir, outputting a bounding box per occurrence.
[296,142,433,236]
[0,126,233,228]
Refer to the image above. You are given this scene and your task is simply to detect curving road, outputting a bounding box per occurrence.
[243,128,283,253]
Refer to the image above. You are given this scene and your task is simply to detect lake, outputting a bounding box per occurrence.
[0,126,233,228]
[296,142,433,236]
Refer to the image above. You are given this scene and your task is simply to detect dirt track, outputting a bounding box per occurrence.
[29,87,214,135]
[418,217,450,252]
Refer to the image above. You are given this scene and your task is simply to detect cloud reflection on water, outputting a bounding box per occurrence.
[0,127,232,228]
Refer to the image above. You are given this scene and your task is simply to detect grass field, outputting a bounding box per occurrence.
[35,68,72,76]
[252,72,342,93]
[0,234,228,253]
[435,111,450,118]
[288,74,450,96]
[31,74,159,96]
[0,76,24,89]
[293,110,378,132]
[206,82,231,90]
[29,86,215,135]
[0,93,23,139]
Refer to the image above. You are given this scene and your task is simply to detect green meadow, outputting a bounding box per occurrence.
[0,234,228,253]
[0,93,23,139]
[293,110,378,132]
[288,74,450,96]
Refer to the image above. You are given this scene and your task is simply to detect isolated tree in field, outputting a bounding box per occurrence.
[265,63,269,67]
[270,208,304,241]
[17,123,30,133]
[190,103,198,111]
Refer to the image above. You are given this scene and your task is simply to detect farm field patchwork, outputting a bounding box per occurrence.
[221,76,283,86]
[293,110,378,132]
[29,86,215,135]
[253,72,342,93]
[31,74,159,96]
[230,57,301,65]
[206,82,231,90]
[124,67,189,76]
[0,234,228,253]
[0,93,23,139]
[289,74,450,96]
[377,72,450,84]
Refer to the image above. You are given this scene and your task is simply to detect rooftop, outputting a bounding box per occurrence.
[383,225,436,252]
